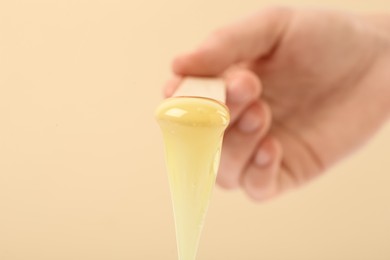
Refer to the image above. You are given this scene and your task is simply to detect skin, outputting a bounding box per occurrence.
[164,7,390,201]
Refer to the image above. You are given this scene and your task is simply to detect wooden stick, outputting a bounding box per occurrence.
[173,77,226,103]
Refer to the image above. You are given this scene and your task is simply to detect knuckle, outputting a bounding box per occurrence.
[230,70,261,98]
[208,27,236,48]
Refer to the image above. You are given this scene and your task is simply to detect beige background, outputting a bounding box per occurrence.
[0,0,389,259]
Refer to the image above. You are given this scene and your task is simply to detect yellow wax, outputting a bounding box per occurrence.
[155,97,230,260]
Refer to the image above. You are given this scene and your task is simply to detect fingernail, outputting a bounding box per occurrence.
[255,148,271,167]
[238,113,261,133]
[228,79,252,104]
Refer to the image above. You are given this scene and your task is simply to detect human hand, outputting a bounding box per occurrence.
[164,7,390,201]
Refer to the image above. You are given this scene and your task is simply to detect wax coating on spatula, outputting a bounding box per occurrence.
[155,77,229,260]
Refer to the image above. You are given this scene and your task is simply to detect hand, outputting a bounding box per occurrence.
[164,7,390,201]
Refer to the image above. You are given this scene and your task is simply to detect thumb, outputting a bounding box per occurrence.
[172,7,292,76]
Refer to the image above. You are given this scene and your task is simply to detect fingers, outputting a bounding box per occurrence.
[173,7,292,76]
[163,71,282,201]
[224,69,262,125]
[217,100,272,189]
[241,136,283,201]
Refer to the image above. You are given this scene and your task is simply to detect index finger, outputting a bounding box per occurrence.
[172,7,292,76]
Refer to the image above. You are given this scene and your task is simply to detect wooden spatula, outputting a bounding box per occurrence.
[172,77,226,104]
